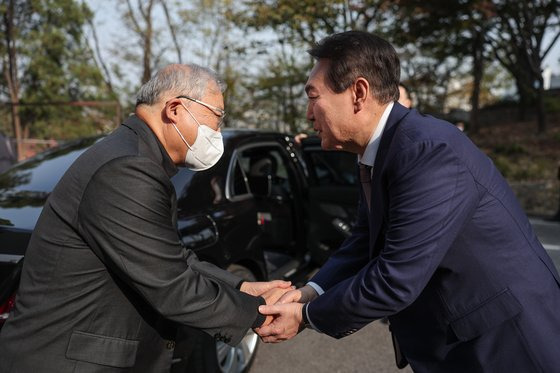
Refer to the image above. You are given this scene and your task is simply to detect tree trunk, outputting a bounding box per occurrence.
[142,5,153,85]
[3,0,24,160]
[516,80,528,121]
[140,0,154,84]
[469,31,484,134]
[536,76,547,134]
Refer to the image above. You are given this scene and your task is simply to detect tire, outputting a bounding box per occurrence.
[182,264,260,373]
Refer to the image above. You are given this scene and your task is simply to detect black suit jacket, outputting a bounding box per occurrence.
[0,116,264,372]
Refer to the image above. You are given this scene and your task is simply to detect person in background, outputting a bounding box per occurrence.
[0,64,290,372]
[455,120,466,132]
[398,83,413,109]
[294,132,309,144]
[256,31,560,373]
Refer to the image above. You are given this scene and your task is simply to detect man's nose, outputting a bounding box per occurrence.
[306,103,314,122]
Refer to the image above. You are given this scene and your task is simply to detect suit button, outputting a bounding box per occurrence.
[166,340,176,349]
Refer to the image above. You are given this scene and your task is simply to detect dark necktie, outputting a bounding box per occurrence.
[359,163,372,211]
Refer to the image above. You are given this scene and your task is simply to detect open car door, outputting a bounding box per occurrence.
[299,136,360,265]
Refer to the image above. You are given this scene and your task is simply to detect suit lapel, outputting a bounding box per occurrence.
[368,103,410,258]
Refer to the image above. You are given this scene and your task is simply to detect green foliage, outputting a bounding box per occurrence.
[544,95,560,113]
[1,0,115,141]
[493,143,526,156]
[3,0,558,140]
[491,153,552,181]
[492,155,512,178]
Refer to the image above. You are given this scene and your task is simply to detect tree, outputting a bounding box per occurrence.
[100,0,194,109]
[389,0,499,132]
[488,0,560,133]
[176,0,243,126]
[123,0,156,85]
[1,0,27,158]
[234,0,393,130]
[0,0,111,159]
[248,39,310,133]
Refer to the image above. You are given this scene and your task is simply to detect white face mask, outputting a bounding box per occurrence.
[171,105,224,171]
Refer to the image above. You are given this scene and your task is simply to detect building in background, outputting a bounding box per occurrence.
[543,67,560,90]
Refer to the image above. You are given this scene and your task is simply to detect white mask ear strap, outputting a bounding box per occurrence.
[181,102,203,128]
[170,121,194,151]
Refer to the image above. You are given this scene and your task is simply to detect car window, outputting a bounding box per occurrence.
[171,168,196,198]
[307,150,357,186]
[231,160,249,196]
[270,151,289,180]
[238,147,293,196]
[227,143,299,201]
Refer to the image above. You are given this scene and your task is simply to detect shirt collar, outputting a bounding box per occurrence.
[358,101,394,167]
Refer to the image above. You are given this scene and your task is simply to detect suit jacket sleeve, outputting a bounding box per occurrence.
[77,156,263,345]
[308,140,479,338]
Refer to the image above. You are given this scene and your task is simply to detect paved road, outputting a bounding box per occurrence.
[530,217,560,270]
[249,217,560,373]
[251,321,411,373]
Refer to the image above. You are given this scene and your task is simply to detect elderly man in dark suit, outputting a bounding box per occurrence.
[0,64,290,372]
[257,31,560,373]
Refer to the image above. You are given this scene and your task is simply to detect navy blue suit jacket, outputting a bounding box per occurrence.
[308,103,560,372]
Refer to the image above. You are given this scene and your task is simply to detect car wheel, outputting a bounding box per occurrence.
[178,264,260,373]
[215,264,260,373]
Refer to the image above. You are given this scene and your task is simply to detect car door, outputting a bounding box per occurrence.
[238,144,296,248]
[298,136,360,265]
[234,141,304,278]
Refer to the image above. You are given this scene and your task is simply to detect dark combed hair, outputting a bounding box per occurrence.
[308,31,400,104]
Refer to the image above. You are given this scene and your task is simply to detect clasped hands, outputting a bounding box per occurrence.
[240,281,318,343]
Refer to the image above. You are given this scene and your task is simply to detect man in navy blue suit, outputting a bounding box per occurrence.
[256,31,560,372]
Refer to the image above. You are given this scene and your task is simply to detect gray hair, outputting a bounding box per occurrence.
[135,63,225,106]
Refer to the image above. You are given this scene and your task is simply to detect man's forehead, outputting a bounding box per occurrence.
[205,82,223,97]
[305,63,325,92]
[202,88,224,105]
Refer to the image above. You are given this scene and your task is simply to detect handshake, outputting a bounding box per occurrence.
[240,281,319,343]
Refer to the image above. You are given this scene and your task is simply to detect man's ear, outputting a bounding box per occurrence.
[353,77,369,112]
[163,98,182,123]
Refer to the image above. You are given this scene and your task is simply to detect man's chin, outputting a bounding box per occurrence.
[319,138,342,151]
[319,138,331,150]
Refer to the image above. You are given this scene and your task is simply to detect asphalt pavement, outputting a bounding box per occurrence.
[251,321,412,373]
[530,217,560,270]
[249,217,560,373]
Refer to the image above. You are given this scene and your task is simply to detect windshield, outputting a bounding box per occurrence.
[0,137,101,193]
[0,137,102,205]
[0,137,102,229]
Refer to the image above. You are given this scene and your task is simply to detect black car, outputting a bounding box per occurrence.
[0,129,359,372]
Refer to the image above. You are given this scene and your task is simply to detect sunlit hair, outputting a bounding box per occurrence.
[136,63,225,107]
[308,31,400,104]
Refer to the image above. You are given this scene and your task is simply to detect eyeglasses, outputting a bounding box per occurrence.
[177,95,226,128]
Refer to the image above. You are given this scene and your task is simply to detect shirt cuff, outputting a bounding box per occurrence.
[252,296,266,328]
[306,281,325,296]
[303,303,321,333]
